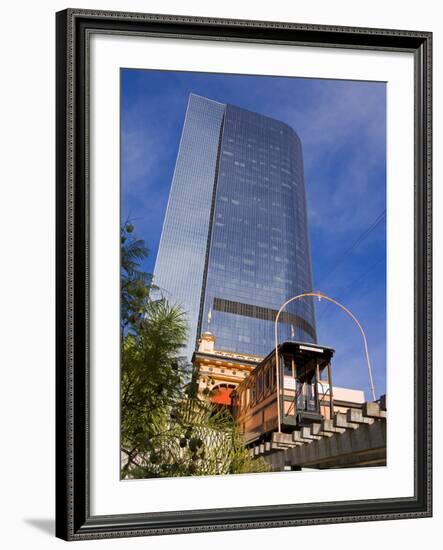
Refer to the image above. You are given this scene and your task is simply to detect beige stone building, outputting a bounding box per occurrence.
[192,331,261,405]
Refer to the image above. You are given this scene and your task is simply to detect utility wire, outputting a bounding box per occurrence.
[315,209,386,289]
[316,256,386,323]
[336,256,385,298]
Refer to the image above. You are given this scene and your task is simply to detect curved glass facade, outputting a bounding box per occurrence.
[152,94,225,361]
[154,94,316,360]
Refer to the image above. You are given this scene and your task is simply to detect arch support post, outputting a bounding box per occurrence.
[274,291,376,433]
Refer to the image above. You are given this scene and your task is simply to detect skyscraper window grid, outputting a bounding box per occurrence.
[202,102,316,357]
[153,94,316,359]
[152,94,225,360]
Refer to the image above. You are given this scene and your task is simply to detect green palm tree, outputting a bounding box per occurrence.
[121,297,189,477]
[120,222,269,479]
[121,221,155,335]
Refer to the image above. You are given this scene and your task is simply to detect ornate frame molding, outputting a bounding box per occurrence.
[55,9,432,540]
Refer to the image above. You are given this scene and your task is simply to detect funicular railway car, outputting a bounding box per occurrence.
[231,341,335,446]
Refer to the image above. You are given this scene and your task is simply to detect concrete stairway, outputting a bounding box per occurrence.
[250,401,387,469]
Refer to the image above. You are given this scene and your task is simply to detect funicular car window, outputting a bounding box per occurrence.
[264,365,271,394]
[283,354,293,377]
[257,371,263,399]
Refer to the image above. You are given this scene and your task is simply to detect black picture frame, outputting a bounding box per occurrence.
[55,8,432,541]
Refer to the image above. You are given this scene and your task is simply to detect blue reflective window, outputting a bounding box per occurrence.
[154,94,316,361]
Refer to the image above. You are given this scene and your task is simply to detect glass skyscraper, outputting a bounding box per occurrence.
[153,93,316,360]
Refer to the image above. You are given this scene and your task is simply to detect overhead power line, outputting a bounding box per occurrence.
[315,209,386,289]
[316,255,386,324]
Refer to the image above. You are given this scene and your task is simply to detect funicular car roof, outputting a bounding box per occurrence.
[232,341,336,395]
[260,340,335,370]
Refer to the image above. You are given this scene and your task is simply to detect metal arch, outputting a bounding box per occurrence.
[274,291,376,433]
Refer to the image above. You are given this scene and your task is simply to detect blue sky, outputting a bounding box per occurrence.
[121,68,386,400]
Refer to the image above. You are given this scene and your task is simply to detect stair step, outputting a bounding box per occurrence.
[334,412,359,430]
[321,419,346,434]
[347,408,374,425]
[362,402,385,418]
[301,426,322,440]
[292,430,314,444]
